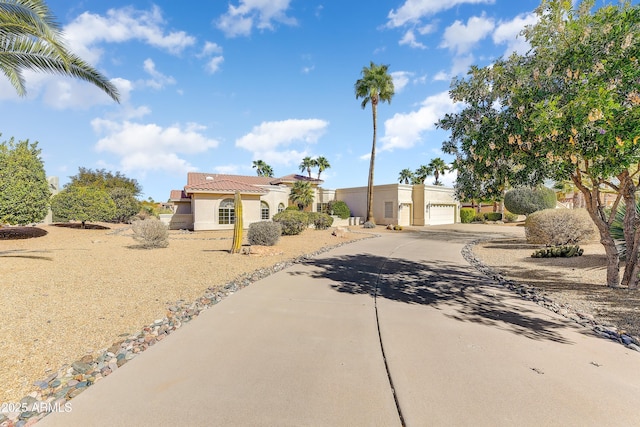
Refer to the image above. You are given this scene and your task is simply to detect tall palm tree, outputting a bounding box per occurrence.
[299,156,314,178]
[0,0,120,101]
[315,156,330,180]
[355,61,394,223]
[289,180,314,211]
[252,160,273,177]
[398,168,413,184]
[413,165,430,184]
[426,157,449,186]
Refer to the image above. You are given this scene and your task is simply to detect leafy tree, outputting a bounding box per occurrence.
[289,180,314,211]
[413,165,430,184]
[426,157,450,186]
[299,156,314,178]
[315,156,330,179]
[252,160,274,177]
[66,167,141,197]
[109,187,140,223]
[504,187,556,216]
[439,0,640,288]
[355,61,395,223]
[51,186,116,228]
[398,168,413,184]
[0,0,119,101]
[0,138,50,224]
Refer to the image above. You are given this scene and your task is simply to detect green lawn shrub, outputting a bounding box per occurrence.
[473,213,485,222]
[503,212,519,223]
[460,208,475,223]
[131,218,169,248]
[248,221,282,246]
[308,212,334,230]
[327,200,351,219]
[525,208,597,245]
[504,186,556,215]
[484,212,502,221]
[273,210,309,235]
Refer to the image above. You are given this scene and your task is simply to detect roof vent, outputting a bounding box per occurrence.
[205,176,214,180]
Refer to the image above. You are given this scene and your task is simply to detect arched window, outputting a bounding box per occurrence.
[261,201,270,220]
[277,203,285,213]
[219,198,235,224]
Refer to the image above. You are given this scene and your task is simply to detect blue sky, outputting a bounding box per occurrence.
[0,0,614,201]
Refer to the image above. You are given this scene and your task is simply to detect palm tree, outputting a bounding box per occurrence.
[289,180,314,211]
[0,0,120,101]
[413,165,430,184]
[355,61,394,223]
[252,160,273,177]
[398,168,413,184]
[299,156,314,178]
[315,156,330,179]
[426,157,450,186]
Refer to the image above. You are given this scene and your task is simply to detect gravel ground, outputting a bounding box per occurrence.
[0,223,370,404]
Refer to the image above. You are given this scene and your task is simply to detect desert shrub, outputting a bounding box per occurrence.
[504,186,556,215]
[273,210,309,235]
[131,218,169,248]
[484,212,502,221]
[285,205,299,211]
[460,208,475,224]
[525,208,597,245]
[247,221,281,246]
[503,212,519,223]
[363,221,376,229]
[328,200,351,219]
[308,212,334,230]
[473,213,485,222]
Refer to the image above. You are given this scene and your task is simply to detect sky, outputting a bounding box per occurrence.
[0,0,624,201]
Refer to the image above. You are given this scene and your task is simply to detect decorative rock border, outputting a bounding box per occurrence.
[463,239,640,352]
[1,233,376,427]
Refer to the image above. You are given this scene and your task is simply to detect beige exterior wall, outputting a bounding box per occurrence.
[192,193,263,231]
[336,184,413,225]
[413,184,459,225]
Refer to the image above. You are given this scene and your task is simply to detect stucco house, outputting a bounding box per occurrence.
[166,172,459,231]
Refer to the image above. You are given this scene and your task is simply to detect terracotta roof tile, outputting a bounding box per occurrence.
[169,190,190,201]
[185,179,267,194]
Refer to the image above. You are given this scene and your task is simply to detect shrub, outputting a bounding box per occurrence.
[460,208,475,224]
[328,200,351,219]
[484,212,502,221]
[503,212,519,223]
[525,208,597,245]
[504,186,556,215]
[308,212,334,230]
[393,225,403,230]
[131,218,169,248]
[363,221,376,229]
[247,221,282,246]
[473,213,485,222]
[273,210,309,235]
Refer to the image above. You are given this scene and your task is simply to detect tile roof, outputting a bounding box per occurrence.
[181,172,322,197]
[187,172,275,186]
[169,190,190,201]
[185,178,267,194]
[270,174,323,184]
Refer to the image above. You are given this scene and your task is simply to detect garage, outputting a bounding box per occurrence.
[427,203,456,225]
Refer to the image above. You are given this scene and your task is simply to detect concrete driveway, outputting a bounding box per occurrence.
[39,224,640,426]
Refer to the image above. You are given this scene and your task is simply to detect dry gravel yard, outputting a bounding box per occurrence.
[0,223,369,403]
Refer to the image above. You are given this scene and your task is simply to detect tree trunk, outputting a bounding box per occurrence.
[366,102,377,223]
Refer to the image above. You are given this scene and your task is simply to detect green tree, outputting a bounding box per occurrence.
[426,157,450,186]
[413,165,430,184]
[51,186,116,228]
[398,168,413,184]
[252,160,274,177]
[315,156,330,180]
[66,168,142,197]
[504,186,556,216]
[0,0,119,101]
[439,0,640,288]
[109,187,140,223]
[355,61,395,223]
[0,138,50,224]
[299,156,314,178]
[289,180,314,211]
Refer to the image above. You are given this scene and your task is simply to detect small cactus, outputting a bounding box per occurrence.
[531,244,583,258]
[230,191,243,254]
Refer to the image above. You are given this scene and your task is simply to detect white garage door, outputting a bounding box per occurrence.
[428,204,455,225]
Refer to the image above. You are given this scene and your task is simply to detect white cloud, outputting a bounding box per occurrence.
[493,13,537,56]
[64,6,196,64]
[440,15,495,54]
[92,119,219,174]
[142,59,176,90]
[399,29,426,49]
[378,91,459,152]
[235,119,329,165]
[206,56,225,74]
[387,0,495,28]
[216,0,297,38]
[392,71,421,93]
[200,42,224,56]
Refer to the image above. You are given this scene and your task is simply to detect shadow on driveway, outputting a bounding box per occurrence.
[292,253,580,345]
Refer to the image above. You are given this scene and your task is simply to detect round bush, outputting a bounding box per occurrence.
[503,212,519,223]
[328,200,351,219]
[473,213,485,223]
[504,186,556,215]
[131,218,169,248]
[484,212,502,221]
[308,212,334,230]
[460,208,475,223]
[247,221,282,246]
[363,221,376,229]
[525,208,597,245]
[273,210,309,235]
